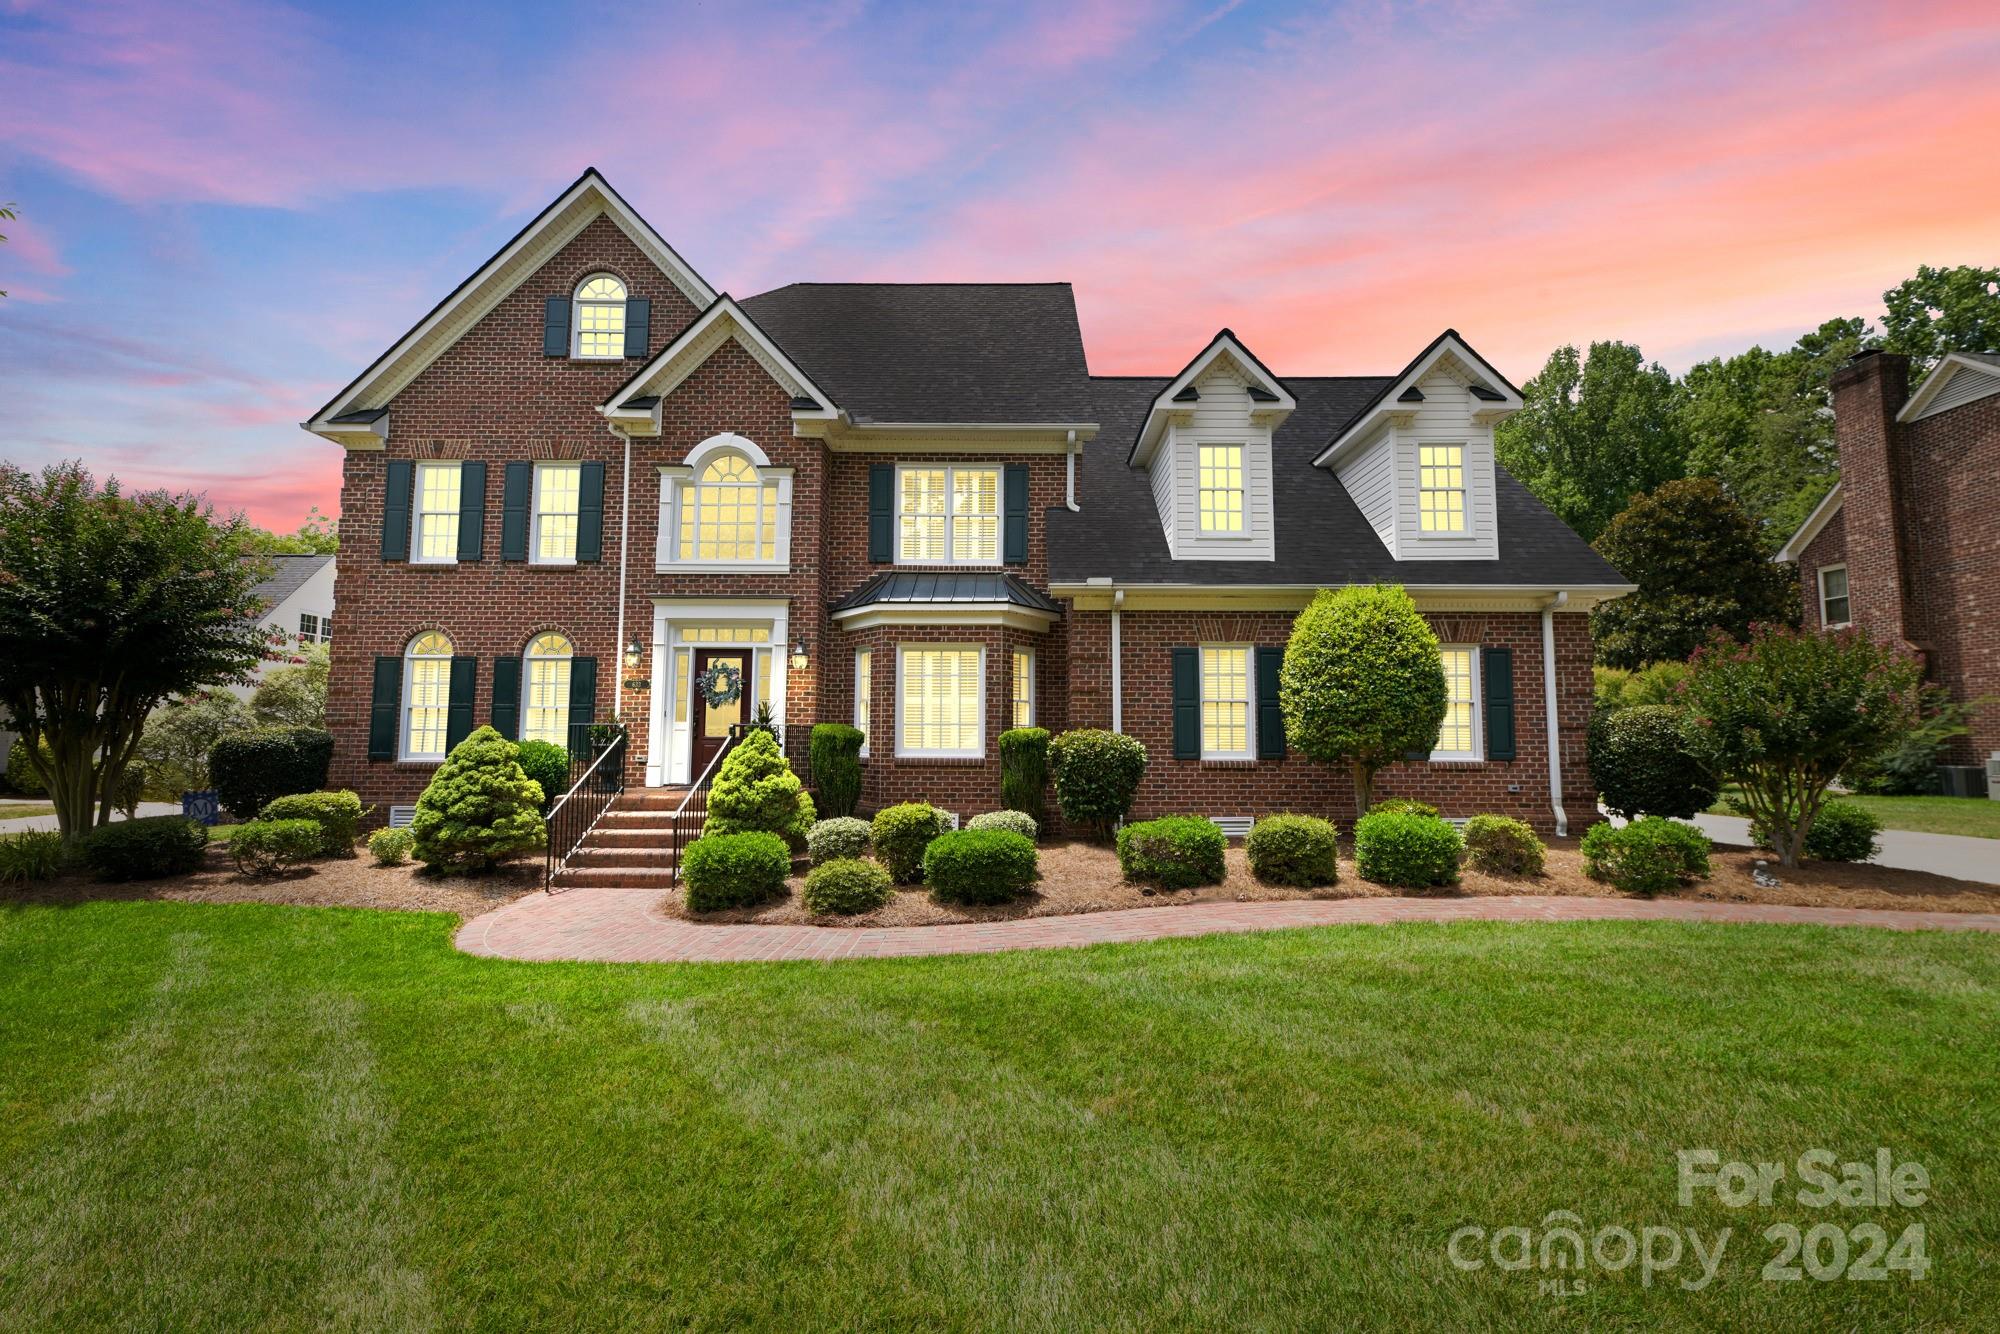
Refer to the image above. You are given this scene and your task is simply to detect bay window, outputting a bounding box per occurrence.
[897,646,984,757]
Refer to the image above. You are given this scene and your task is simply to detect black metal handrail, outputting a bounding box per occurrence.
[543,726,627,893]
[670,726,743,881]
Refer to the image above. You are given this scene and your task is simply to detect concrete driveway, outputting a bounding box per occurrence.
[0,800,186,834]
[1691,812,1997,883]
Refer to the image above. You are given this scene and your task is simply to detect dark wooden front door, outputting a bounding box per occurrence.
[689,649,750,778]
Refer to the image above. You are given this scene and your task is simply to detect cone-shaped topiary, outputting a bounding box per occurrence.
[702,728,816,851]
[411,726,547,873]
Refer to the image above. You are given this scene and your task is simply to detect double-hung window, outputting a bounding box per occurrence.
[1432,646,1482,760]
[898,646,984,757]
[1818,565,1851,628]
[522,633,574,746]
[298,613,321,644]
[412,462,461,563]
[854,647,872,757]
[897,466,999,563]
[1418,445,1467,533]
[1200,645,1252,759]
[402,632,454,761]
[1011,648,1036,728]
[1197,445,1245,533]
[572,275,626,359]
[533,463,581,564]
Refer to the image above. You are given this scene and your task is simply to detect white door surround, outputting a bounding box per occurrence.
[647,597,790,786]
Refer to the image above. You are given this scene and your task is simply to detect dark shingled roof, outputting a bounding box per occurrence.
[1048,378,1627,588]
[247,553,334,614]
[739,283,1094,425]
[832,571,1063,614]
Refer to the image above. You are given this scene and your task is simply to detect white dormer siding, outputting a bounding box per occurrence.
[1151,359,1277,561]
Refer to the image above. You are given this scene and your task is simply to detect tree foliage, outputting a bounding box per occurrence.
[1590,478,1799,668]
[240,506,340,555]
[250,641,329,728]
[1881,264,2000,380]
[701,727,815,851]
[411,726,546,872]
[0,462,269,839]
[1280,585,1446,814]
[137,690,253,797]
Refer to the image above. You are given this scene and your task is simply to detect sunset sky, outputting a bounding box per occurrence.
[2,0,1997,529]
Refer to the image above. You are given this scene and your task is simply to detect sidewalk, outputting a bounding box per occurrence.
[1691,814,1996,883]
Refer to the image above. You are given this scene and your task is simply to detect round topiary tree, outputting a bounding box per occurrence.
[1048,729,1147,842]
[1280,585,1447,816]
[702,727,816,852]
[410,726,547,873]
[1588,704,1718,820]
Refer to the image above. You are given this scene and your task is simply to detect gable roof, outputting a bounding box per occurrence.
[600,294,836,422]
[1127,328,1297,465]
[1897,350,2000,422]
[247,553,333,615]
[1773,482,1844,563]
[304,169,716,436]
[1311,329,1524,468]
[737,283,1095,426]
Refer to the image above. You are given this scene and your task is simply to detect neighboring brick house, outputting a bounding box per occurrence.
[304,169,1630,857]
[1778,348,2000,767]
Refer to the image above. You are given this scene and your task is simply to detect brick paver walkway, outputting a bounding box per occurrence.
[456,888,2000,963]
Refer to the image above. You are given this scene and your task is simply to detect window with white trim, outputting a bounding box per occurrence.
[897,466,1000,563]
[533,463,580,564]
[1200,645,1252,759]
[1418,445,1467,534]
[402,631,453,761]
[412,462,461,563]
[677,453,778,563]
[522,633,573,745]
[1432,646,1482,760]
[898,646,983,757]
[1818,565,1851,628]
[1197,445,1245,534]
[298,613,321,644]
[854,647,872,757]
[572,274,626,359]
[1011,647,1035,729]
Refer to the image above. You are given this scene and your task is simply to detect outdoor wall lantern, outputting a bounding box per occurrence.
[790,638,810,671]
[623,637,643,671]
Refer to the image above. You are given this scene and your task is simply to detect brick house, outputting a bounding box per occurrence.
[304,169,1629,860]
[1778,348,2000,766]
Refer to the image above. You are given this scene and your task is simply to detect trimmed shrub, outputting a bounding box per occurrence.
[112,761,147,818]
[806,816,873,866]
[681,831,791,912]
[411,727,546,873]
[871,803,949,884]
[809,724,864,819]
[369,826,415,866]
[5,736,49,796]
[1246,814,1338,887]
[1590,705,1717,820]
[209,726,333,819]
[999,727,1050,827]
[230,818,321,875]
[1462,815,1546,877]
[1369,797,1438,819]
[924,829,1038,905]
[1353,811,1462,889]
[967,809,1039,841]
[802,857,895,915]
[702,728,816,852]
[0,830,71,884]
[1749,801,1882,864]
[258,790,363,858]
[1580,818,1711,895]
[1049,729,1147,842]
[1116,816,1226,890]
[78,815,208,881]
[514,739,570,807]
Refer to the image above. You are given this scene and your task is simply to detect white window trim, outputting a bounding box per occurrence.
[520,634,575,746]
[1818,564,1852,629]
[656,455,793,574]
[1011,646,1036,730]
[1430,645,1484,762]
[894,464,1004,567]
[854,647,872,757]
[400,635,454,763]
[1416,441,1470,540]
[1194,442,1248,539]
[894,643,987,759]
[570,272,627,361]
[1199,643,1255,761]
[410,460,462,566]
[530,461,581,566]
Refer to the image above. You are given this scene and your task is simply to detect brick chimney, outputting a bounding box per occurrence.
[1828,349,1916,650]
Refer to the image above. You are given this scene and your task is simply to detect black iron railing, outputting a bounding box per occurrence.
[670,726,742,882]
[543,725,627,893]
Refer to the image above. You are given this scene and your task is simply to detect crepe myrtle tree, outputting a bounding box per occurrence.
[0,462,270,839]
[1679,623,1922,868]
[1280,585,1448,816]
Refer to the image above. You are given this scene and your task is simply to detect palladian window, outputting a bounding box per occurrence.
[678,454,778,562]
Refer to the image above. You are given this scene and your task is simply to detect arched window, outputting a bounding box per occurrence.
[522,633,574,746]
[572,274,626,359]
[678,452,776,562]
[403,631,454,760]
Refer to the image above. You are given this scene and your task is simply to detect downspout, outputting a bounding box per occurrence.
[1540,591,1569,837]
[1110,587,1124,732]
[1065,429,1081,511]
[611,425,633,722]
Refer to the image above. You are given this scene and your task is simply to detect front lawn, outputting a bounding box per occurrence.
[0,804,56,822]
[1709,790,2000,840]
[0,903,1994,1328]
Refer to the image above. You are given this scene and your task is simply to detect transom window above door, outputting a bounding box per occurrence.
[898,466,1000,564]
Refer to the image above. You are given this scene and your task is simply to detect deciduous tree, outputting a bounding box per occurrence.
[1881,264,2000,380]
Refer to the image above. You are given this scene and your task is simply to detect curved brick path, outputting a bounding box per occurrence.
[455,887,2000,963]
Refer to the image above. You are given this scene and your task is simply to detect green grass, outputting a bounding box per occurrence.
[1709,790,2000,839]
[0,805,56,822]
[0,904,1994,1330]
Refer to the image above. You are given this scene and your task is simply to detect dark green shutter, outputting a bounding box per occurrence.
[1171,647,1200,760]
[543,296,569,356]
[491,656,521,740]
[868,465,893,562]
[500,462,531,561]
[1256,646,1286,759]
[576,461,605,562]
[623,298,650,357]
[445,657,478,752]
[1482,646,1516,761]
[381,460,413,561]
[568,657,598,759]
[1003,464,1029,564]
[368,656,401,760]
[456,461,486,561]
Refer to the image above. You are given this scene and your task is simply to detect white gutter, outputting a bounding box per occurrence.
[611,426,633,721]
[1065,429,1080,511]
[1110,587,1124,732]
[1540,591,1569,837]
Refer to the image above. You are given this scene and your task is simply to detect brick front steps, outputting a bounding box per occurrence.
[549,790,691,890]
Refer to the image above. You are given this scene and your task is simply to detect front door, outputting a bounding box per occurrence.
[689,648,750,778]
